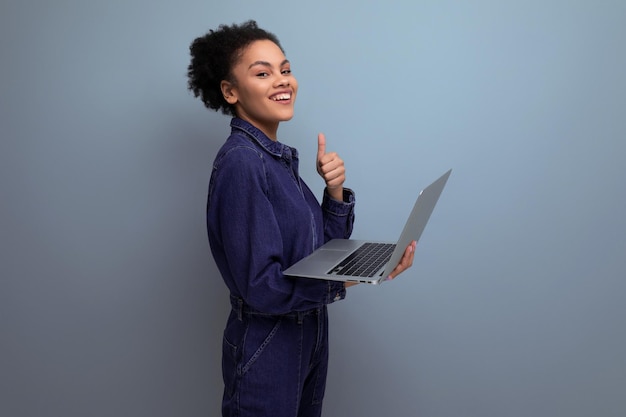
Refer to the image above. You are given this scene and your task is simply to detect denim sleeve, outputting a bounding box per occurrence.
[322,188,356,242]
[318,189,355,305]
[208,147,346,314]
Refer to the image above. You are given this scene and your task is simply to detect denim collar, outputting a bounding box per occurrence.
[230,118,298,160]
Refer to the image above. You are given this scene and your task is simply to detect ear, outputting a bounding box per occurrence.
[220,80,238,104]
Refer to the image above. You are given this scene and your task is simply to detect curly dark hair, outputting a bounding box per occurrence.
[187,20,283,116]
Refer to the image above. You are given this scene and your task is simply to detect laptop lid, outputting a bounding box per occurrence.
[378,168,451,279]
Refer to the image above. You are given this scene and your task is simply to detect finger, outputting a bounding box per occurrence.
[317,155,343,175]
[320,164,345,189]
[317,133,326,163]
[387,241,416,280]
[324,165,345,181]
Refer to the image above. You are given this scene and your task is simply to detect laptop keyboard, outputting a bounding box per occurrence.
[328,242,396,277]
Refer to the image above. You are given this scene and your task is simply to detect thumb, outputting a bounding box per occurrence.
[317,133,326,162]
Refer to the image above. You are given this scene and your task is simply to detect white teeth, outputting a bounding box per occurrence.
[272,93,290,101]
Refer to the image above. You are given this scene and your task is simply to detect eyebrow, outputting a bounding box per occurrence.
[248,59,290,69]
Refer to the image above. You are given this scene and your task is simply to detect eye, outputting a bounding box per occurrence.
[281,69,292,75]
[256,72,269,78]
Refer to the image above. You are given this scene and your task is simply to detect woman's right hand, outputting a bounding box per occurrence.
[385,240,417,281]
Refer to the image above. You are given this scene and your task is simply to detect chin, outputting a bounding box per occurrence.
[278,111,295,122]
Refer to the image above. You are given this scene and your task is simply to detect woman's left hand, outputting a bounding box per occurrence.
[386,240,417,281]
[317,133,345,201]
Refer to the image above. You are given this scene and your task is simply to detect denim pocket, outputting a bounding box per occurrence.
[222,334,238,398]
[240,316,282,375]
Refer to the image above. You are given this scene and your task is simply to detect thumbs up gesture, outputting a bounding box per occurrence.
[316,133,345,201]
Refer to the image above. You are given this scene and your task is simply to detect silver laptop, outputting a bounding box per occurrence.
[283,169,451,284]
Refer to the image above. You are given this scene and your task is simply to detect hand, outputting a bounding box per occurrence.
[317,133,345,201]
[386,240,417,281]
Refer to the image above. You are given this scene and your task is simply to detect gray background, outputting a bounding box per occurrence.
[1,1,625,416]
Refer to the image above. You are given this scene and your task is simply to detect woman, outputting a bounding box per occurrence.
[187,20,416,417]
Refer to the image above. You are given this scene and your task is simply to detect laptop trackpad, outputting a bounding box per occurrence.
[307,249,347,263]
[319,239,363,251]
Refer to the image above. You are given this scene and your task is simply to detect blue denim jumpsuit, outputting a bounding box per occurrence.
[207,118,356,417]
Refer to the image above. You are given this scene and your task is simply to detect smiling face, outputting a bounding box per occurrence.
[221,39,298,140]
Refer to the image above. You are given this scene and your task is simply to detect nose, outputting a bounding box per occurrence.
[275,74,290,87]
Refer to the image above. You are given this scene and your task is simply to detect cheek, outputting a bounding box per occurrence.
[239,90,262,107]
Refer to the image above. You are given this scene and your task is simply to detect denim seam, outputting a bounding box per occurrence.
[213,144,264,168]
[311,309,326,405]
[294,317,304,417]
[240,318,282,375]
